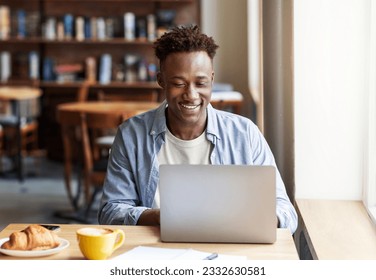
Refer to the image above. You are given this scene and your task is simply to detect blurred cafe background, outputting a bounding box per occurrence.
[1,0,375,260]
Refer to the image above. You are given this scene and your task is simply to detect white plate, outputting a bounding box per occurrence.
[0,238,70,258]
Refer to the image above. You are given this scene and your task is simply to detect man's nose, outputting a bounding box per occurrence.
[185,84,199,99]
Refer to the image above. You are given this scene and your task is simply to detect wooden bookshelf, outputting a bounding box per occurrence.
[0,0,200,84]
[0,0,200,159]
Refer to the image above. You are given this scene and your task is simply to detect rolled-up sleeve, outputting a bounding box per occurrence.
[275,170,298,234]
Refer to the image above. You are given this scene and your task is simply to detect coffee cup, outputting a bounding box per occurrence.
[76,227,125,260]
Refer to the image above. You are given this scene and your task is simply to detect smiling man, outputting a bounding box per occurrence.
[98,25,298,234]
[160,51,212,140]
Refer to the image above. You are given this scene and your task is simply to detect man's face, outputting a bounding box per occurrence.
[157,51,214,131]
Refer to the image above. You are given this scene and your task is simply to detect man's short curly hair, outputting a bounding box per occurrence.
[154,25,219,64]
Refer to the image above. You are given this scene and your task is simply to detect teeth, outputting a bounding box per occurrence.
[181,104,200,110]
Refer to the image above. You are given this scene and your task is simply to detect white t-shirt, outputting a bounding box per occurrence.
[152,129,212,208]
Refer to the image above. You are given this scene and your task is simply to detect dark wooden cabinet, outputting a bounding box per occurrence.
[0,0,200,159]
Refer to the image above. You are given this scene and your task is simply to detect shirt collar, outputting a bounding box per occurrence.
[150,100,168,137]
[206,103,221,141]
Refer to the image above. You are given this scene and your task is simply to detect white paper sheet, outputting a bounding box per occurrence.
[112,246,247,260]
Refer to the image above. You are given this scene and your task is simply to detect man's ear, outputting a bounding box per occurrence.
[157,72,164,88]
[211,71,215,84]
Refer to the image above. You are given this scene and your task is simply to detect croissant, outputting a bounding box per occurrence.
[1,224,60,251]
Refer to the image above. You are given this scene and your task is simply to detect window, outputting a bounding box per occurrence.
[363,0,376,224]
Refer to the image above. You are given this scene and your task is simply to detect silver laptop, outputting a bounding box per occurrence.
[159,165,277,244]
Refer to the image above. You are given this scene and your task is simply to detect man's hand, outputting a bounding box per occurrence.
[137,209,160,225]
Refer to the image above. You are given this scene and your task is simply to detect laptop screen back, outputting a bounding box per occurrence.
[159,164,276,244]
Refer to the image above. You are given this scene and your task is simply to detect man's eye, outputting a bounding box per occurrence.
[196,82,208,87]
[173,83,185,87]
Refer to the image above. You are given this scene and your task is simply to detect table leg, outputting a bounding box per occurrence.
[16,103,24,182]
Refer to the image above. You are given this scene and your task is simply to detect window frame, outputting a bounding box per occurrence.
[363,0,376,224]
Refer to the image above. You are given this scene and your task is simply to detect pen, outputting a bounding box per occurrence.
[203,253,218,260]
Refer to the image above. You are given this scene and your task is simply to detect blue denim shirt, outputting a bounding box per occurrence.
[98,101,298,233]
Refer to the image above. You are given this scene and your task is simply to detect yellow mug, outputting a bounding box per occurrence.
[76,227,125,260]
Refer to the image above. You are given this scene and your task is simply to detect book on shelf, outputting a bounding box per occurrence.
[75,16,85,41]
[112,16,123,38]
[138,59,148,82]
[42,57,55,81]
[90,17,97,40]
[57,21,65,41]
[84,16,121,40]
[84,17,91,39]
[0,5,10,40]
[123,54,157,82]
[54,63,83,83]
[27,11,40,38]
[63,14,74,39]
[42,14,118,41]
[147,14,156,42]
[54,63,83,74]
[9,7,39,39]
[99,54,112,84]
[0,51,11,82]
[105,18,115,39]
[16,9,26,39]
[29,51,39,80]
[124,12,135,40]
[44,17,56,40]
[124,54,139,82]
[136,17,147,41]
[0,8,186,42]
[96,17,106,41]
[85,56,97,82]
[147,63,157,82]
[38,13,173,42]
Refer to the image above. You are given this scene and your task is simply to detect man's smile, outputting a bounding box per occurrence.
[180,103,201,110]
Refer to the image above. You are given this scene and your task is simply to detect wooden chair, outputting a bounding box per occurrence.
[57,81,92,210]
[76,80,91,102]
[4,121,40,156]
[59,110,83,210]
[3,82,41,151]
[0,82,44,176]
[80,111,124,216]
[57,101,157,222]
[0,125,3,171]
[89,89,158,160]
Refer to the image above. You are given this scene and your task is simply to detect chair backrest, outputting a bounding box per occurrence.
[80,111,124,203]
[0,125,3,166]
[76,81,91,102]
[58,110,83,209]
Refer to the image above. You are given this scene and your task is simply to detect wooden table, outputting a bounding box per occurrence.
[0,224,299,260]
[57,101,160,120]
[296,199,376,259]
[0,86,42,181]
